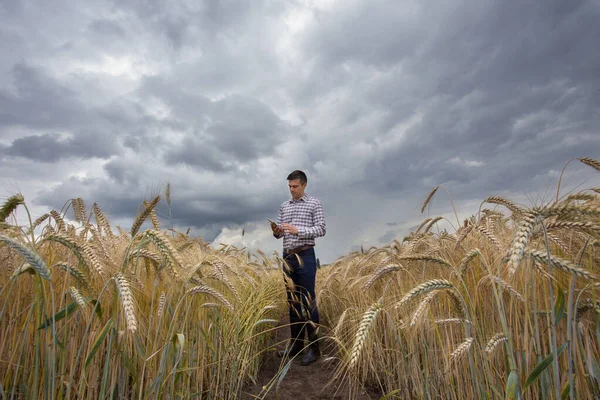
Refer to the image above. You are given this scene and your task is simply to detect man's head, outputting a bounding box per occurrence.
[287,170,307,200]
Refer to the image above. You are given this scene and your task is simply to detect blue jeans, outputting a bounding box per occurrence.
[283,247,320,343]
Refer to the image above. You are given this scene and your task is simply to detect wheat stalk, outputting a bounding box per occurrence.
[114,273,137,333]
[421,186,439,213]
[349,301,382,368]
[395,279,455,309]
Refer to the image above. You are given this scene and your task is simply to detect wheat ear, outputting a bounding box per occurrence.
[53,262,91,290]
[579,157,600,172]
[450,337,474,362]
[435,318,472,326]
[68,286,88,311]
[458,249,482,276]
[527,250,597,280]
[157,293,167,318]
[114,273,137,333]
[1,235,51,280]
[421,186,439,213]
[485,333,508,354]
[362,264,401,290]
[477,225,502,249]
[50,210,66,232]
[410,292,437,327]
[143,200,161,231]
[546,220,600,233]
[131,196,161,237]
[92,203,114,239]
[423,217,444,234]
[187,285,234,312]
[0,194,24,222]
[482,196,524,215]
[395,279,455,309]
[349,301,382,368]
[507,213,536,274]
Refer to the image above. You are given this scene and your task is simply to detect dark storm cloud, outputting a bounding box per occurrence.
[1,131,119,163]
[165,95,289,171]
[0,63,90,129]
[1,0,599,262]
[301,0,600,201]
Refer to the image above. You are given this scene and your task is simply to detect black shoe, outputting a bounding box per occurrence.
[278,341,304,358]
[300,345,320,365]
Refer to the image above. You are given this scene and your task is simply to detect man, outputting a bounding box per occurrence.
[272,170,326,366]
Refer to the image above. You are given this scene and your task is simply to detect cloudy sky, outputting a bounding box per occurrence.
[1,0,599,263]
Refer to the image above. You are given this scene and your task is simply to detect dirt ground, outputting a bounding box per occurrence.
[242,318,380,400]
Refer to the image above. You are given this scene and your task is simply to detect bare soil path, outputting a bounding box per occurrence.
[242,318,380,400]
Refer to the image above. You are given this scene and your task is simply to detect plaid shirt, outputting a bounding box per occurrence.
[275,194,326,250]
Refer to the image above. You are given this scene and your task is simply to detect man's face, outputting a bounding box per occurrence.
[288,179,306,200]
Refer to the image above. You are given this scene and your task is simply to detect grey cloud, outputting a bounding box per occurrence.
[165,95,288,171]
[0,63,90,129]
[2,131,119,163]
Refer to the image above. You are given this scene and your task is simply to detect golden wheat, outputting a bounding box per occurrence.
[485,333,508,354]
[114,273,137,333]
[450,337,474,362]
[187,284,234,312]
[421,186,439,213]
[349,301,382,368]
[579,157,600,172]
[395,279,455,309]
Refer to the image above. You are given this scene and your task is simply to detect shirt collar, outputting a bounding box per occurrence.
[289,193,309,203]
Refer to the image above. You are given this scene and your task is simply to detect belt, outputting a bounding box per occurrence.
[283,245,314,256]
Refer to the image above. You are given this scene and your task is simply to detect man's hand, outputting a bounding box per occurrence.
[281,223,298,235]
[271,223,283,236]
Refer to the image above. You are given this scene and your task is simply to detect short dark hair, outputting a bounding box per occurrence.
[287,170,307,185]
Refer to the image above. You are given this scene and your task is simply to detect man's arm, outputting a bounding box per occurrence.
[297,200,326,238]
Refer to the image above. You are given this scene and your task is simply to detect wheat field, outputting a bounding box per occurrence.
[1,157,599,399]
